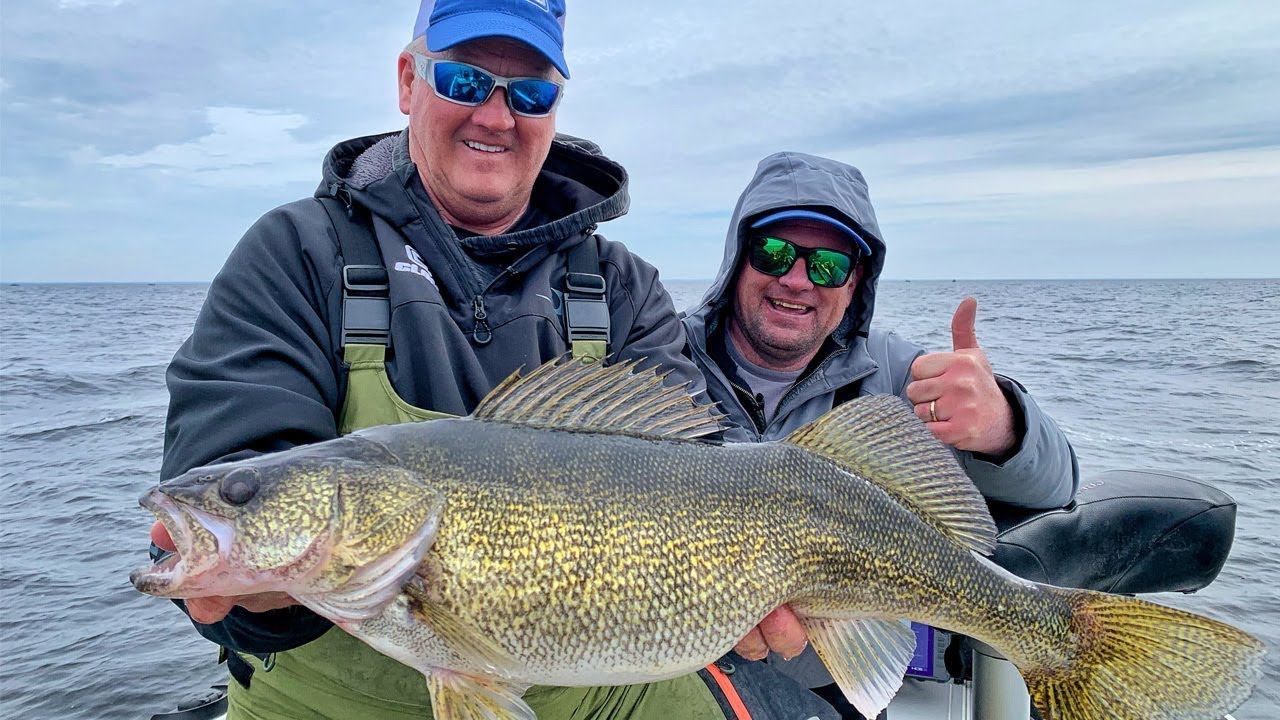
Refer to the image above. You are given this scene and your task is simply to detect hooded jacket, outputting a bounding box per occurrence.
[682,152,1078,511]
[162,130,704,653]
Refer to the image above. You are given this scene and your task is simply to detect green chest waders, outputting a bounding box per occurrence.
[225,199,725,719]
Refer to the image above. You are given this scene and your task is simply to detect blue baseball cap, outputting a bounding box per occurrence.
[413,0,570,79]
[750,209,873,256]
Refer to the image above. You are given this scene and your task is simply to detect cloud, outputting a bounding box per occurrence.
[0,196,72,210]
[1,1,1277,281]
[551,1,1280,281]
[564,2,1279,153]
[78,107,341,187]
[57,0,130,7]
[0,194,71,208]
[866,143,1280,220]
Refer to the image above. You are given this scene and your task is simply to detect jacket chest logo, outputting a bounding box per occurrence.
[394,244,437,288]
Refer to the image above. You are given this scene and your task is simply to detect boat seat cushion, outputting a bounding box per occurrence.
[988,469,1236,594]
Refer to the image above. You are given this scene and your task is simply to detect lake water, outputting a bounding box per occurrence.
[1,278,1276,719]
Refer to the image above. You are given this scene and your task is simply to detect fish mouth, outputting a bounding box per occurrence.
[130,489,229,598]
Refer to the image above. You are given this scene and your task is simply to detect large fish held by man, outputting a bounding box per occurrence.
[131,358,1265,720]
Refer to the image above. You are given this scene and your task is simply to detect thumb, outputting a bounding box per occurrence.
[951,297,980,350]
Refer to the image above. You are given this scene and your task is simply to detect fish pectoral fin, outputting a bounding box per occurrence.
[414,590,518,673]
[426,670,534,720]
[803,616,917,720]
[299,495,445,623]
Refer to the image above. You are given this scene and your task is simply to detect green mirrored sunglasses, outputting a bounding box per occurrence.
[747,236,858,288]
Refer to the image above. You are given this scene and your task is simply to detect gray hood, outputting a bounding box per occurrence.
[683,151,887,345]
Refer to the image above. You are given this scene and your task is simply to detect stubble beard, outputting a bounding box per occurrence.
[733,306,822,371]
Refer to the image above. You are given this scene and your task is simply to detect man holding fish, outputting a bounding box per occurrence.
[146,1,841,718]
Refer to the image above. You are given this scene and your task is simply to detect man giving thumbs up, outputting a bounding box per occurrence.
[680,152,1079,707]
[683,152,1077,510]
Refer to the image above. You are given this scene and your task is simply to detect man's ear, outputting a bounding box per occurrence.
[397,52,416,116]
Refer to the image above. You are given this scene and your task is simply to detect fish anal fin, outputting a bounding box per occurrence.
[803,616,917,720]
[427,669,535,720]
[785,394,997,554]
[471,357,725,440]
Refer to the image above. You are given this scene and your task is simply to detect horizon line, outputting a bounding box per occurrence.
[4,277,1277,286]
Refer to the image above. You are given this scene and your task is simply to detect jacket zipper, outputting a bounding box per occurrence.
[468,225,598,350]
[468,247,537,348]
[729,379,768,434]
[471,296,492,345]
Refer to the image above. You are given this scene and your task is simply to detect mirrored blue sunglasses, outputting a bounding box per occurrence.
[413,55,563,118]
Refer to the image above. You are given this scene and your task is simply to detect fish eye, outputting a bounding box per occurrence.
[220,468,260,506]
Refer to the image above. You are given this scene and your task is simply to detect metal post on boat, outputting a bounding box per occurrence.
[969,640,1030,720]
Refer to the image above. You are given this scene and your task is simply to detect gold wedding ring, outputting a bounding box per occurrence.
[928,400,939,423]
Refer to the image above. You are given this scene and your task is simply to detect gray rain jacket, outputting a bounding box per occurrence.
[681,152,1078,510]
[162,130,704,654]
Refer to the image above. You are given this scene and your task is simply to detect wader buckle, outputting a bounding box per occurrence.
[341,265,390,348]
[564,272,609,343]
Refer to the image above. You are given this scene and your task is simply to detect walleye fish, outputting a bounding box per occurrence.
[132,358,1264,720]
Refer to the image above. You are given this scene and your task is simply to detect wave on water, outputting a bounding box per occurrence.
[4,365,168,396]
[6,414,145,441]
[2,369,104,397]
[1206,359,1269,369]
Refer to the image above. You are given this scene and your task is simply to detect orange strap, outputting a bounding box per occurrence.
[704,663,753,720]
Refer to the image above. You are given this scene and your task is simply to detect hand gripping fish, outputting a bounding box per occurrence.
[132,358,1264,720]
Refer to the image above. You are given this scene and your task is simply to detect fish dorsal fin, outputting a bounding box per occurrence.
[785,394,997,554]
[472,357,725,440]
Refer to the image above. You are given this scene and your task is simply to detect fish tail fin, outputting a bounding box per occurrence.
[1022,587,1264,720]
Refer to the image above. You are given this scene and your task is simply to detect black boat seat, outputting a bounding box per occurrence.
[988,469,1237,594]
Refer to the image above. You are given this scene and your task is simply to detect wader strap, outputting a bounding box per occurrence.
[227,650,256,689]
[700,662,754,720]
[319,195,390,349]
[338,343,453,434]
[221,194,402,689]
[564,236,609,363]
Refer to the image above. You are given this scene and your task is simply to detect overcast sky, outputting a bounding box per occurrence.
[2,0,1277,282]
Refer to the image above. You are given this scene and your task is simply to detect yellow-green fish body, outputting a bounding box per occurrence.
[132,359,1265,720]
